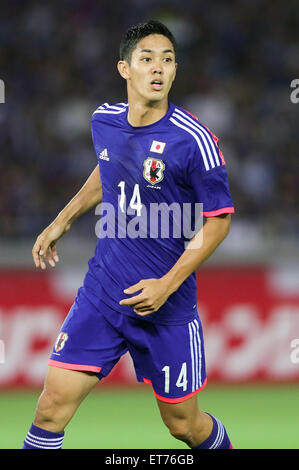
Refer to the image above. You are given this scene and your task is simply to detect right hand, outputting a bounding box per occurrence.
[32,219,71,270]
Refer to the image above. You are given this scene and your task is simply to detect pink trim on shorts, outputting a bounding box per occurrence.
[203,207,235,217]
[143,377,208,403]
[48,359,102,373]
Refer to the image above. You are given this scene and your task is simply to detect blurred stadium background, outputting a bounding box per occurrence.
[0,0,299,449]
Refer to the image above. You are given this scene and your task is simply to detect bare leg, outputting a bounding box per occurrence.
[33,366,99,432]
[156,394,213,448]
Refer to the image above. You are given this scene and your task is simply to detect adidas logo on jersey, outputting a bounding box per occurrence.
[99,148,109,161]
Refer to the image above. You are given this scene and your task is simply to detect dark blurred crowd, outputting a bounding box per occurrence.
[0,0,298,239]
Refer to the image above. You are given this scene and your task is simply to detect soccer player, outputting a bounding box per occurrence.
[23,20,235,449]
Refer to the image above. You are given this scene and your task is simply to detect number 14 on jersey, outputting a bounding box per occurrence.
[118,181,142,216]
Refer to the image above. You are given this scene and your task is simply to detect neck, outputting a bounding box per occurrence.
[127,98,169,127]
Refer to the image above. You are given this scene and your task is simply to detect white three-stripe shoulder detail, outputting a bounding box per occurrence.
[93,103,128,115]
[170,109,221,171]
[174,108,220,167]
[170,117,210,171]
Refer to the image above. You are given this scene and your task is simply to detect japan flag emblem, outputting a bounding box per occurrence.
[150,140,166,154]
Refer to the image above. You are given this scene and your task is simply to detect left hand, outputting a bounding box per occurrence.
[119,278,172,316]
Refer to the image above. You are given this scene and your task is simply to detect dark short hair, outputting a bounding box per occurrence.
[119,20,177,64]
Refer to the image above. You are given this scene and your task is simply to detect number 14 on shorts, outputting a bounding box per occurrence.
[162,362,187,393]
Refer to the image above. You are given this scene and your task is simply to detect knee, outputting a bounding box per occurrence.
[161,406,210,446]
[34,388,68,426]
[165,417,193,444]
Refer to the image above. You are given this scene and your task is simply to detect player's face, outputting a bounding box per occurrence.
[120,34,177,104]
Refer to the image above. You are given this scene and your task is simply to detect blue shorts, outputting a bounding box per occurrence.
[49,286,207,403]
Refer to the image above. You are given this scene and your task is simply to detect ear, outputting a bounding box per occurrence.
[117,60,130,80]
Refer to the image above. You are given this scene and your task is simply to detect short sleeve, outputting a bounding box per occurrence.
[188,126,235,217]
[189,164,235,216]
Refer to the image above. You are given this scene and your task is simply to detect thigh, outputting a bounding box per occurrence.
[43,365,100,406]
[34,366,100,431]
[126,315,207,403]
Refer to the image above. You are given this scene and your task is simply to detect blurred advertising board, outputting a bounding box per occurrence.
[0,266,299,387]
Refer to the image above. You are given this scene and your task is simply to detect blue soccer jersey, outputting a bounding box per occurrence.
[85,101,234,325]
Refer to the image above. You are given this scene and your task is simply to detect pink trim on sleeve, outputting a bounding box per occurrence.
[203,206,235,217]
[48,359,102,373]
[182,108,199,121]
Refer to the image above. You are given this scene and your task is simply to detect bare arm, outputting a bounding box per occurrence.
[32,165,102,269]
[119,214,231,315]
[162,213,231,293]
